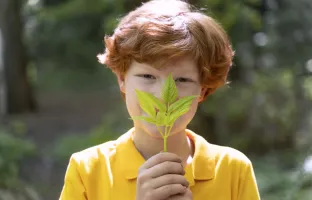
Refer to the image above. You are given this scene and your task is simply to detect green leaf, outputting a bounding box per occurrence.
[135,90,157,117]
[142,92,166,112]
[168,95,198,114]
[131,116,157,125]
[161,74,178,104]
[168,106,192,126]
[156,112,168,126]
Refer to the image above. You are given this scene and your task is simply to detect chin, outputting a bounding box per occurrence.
[142,122,164,139]
[141,119,187,139]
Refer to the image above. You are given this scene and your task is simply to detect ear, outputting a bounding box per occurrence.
[117,74,125,93]
[198,87,208,102]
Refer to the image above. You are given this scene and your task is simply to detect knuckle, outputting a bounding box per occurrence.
[141,182,150,190]
[171,162,181,173]
[145,191,155,200]
[138,165,146,174]
[178,162,184,170]
[187,189,193,197]
[169,184,180,192]
[137,172,148,185]
[168,174,181,184]
[162,184,172,194]
[163,161,172,172]
[154,155,163,163]
[138,167,143,173]
[167,175,175,183]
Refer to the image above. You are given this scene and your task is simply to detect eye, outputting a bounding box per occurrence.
[137,74,156,79]
[175,77,191,83]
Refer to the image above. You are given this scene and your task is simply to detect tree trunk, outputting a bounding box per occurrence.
[0,0,36,114]
[0,28,5,116]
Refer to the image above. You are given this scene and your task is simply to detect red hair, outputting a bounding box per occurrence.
[98,0,234,99]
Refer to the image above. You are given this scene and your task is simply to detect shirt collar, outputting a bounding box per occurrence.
[117,128,145,179]
[116,128,216,185]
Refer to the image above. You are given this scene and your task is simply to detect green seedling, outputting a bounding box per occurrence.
[131,74,198,152]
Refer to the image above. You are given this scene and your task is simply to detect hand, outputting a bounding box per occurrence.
[136,152,189,200]
[166,187,192,200]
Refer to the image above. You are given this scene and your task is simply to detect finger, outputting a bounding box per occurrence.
[167,188,192,200]
[148,161,185,178]
[166,195,187,200]
[140,152,182,171]
[149,174,189,189]
[153,184,187,200]
[137,161,184,184]
[166,195,185,200]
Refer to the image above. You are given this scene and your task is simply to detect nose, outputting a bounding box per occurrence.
[152,78,166,100]
[153,84,162,100]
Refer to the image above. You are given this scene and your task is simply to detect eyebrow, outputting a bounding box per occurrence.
[132,61,198,76]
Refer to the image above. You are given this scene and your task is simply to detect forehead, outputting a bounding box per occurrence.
[129,56,198,74]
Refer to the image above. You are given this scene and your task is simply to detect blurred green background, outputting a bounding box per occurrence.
[0,0,311,199]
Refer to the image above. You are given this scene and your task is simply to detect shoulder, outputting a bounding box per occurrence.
[206,143,254,180]
[62,139,119,185]
[68,130,133,172]
[188,129,252,167]
[209,143,252,167]
[69,140,118,170]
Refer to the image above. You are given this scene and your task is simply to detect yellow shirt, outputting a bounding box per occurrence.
[59,128,260,200]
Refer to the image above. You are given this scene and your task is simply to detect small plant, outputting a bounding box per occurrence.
[132,74,198,152]
[0,128,36,188]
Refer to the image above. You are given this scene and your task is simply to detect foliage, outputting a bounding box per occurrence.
[132,74,197,152]
[52,114,129,163]
[200,69,303,153]
[34,64,115,92]
[24,0,124,72]
[0,187,41,200]
[253,153,312,200]
[0,128,36,188]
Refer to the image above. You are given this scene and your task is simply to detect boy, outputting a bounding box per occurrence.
[59,0,260,199]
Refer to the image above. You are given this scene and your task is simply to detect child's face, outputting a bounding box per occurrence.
[118,57,206,138]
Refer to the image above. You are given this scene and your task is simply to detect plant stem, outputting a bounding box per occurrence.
[167,125,173,137]
[163,125,173,152]
[156,126,164,137]
[163,126,168,152]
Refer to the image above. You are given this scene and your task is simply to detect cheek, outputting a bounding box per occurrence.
[124,86,140,116]
[186,100,199,118]
[126,97,140,114]
[175,100,198,125]
[177,84,202,97]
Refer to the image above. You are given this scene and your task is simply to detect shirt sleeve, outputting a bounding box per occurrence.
[59,155,87,200]
[237,160,261,200]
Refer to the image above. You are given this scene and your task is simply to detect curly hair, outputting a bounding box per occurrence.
[98,0,234,99]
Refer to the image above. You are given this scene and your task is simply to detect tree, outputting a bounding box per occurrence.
[0,0,36,114]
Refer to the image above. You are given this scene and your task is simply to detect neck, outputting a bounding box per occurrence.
[132,127,193,166]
